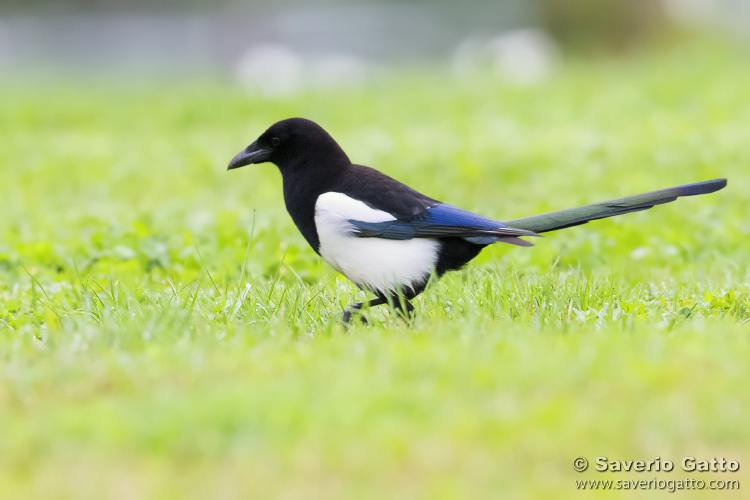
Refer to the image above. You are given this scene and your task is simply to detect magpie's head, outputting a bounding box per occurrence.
[227,118,350,173]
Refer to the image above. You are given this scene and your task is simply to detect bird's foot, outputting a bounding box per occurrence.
[340,303,369,326]
[393,299,416,323]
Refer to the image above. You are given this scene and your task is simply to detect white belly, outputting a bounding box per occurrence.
[314,192,439,295]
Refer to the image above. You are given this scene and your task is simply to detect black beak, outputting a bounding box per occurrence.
[227,140,271,170]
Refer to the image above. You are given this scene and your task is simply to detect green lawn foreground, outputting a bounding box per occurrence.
[1,41,749,498]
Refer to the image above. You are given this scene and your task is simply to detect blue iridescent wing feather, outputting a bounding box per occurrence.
[349,203,539,243]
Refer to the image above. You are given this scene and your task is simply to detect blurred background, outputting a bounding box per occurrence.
[2,3,750,499]
[1,0,749,85]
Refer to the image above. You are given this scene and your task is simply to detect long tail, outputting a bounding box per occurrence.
[504,178,727,234]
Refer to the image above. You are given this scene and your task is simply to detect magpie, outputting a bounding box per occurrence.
[228,118,727,323]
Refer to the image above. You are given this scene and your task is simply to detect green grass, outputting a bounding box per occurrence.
[1,40,749,498]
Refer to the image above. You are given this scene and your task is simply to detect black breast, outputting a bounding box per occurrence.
[282,172,325,254]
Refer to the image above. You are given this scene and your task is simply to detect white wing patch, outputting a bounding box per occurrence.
[314,192,439,295]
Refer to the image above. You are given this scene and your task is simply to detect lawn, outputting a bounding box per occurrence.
[1,39,749,498]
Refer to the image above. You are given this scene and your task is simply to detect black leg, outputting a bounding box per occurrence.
[340,293,417,325]
[390,296,415,320]
[340,296,388,324]
[340,302,361,325]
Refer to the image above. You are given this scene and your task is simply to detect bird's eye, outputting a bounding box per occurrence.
[271,137,281,147]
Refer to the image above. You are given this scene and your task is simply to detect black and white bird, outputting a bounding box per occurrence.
[228,118,726,323]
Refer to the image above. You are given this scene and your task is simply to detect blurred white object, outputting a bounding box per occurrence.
[234,42,372,97]
[663,0,722,24]
[453,29,559,85]
[309,54,371,90]
[663,0,750,33]
[234,43,304,97]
